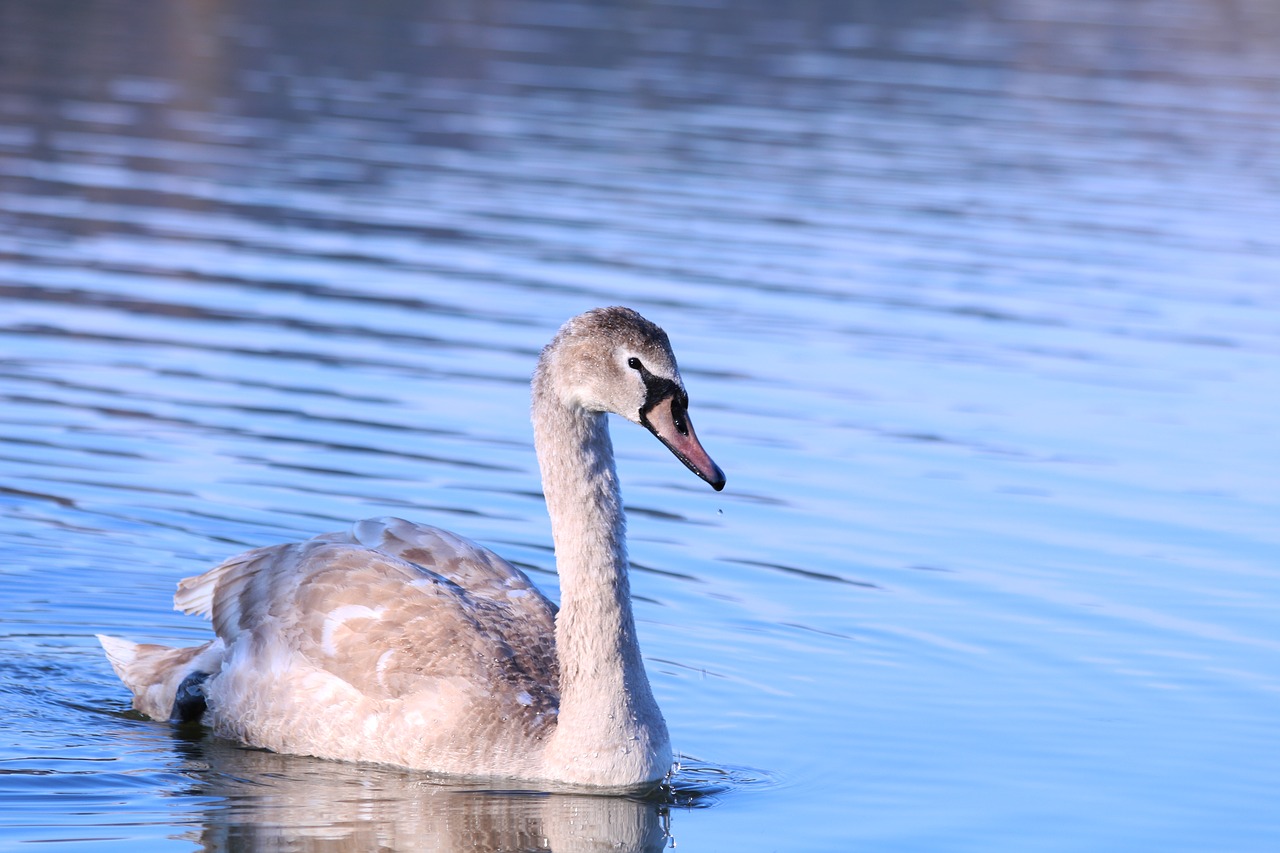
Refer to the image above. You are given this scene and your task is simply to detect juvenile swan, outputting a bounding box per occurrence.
[97,307,725,789]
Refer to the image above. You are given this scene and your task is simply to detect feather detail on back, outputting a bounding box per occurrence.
[175,517,558,684]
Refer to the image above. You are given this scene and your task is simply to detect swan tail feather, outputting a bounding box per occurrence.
[97,634,224,722]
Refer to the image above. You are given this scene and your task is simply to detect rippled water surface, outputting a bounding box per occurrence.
[2,0,1279,849]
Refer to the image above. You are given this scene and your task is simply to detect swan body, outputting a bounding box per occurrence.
[98,307,725,789]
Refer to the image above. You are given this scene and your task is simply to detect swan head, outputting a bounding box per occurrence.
[537,307,726,491]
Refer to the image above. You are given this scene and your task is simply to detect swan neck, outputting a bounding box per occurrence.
[535,402,628,592]
[532,379,670,783]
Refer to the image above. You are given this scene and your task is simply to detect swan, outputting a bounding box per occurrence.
[97,306,725,789]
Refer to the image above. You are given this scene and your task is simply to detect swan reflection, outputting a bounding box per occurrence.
[179,738,672,853]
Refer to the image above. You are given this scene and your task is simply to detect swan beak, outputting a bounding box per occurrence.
[642,395,726,491]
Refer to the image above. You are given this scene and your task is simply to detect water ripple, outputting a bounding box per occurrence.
[1,0,1278,849]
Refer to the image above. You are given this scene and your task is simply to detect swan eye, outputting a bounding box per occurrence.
[627,357,643,371]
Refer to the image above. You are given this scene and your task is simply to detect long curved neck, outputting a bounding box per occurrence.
[532,375,669,783]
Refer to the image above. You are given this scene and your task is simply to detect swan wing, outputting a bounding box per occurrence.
[345,516,556,616]
[173,518,559,704]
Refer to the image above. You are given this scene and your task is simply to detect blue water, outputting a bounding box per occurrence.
[1,0,1278,850]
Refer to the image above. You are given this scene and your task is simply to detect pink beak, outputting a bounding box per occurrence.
[642,395,726,491]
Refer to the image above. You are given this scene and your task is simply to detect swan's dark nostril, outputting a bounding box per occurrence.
[671,402,689,436]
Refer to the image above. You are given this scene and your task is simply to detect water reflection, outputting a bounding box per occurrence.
[179,738,669,853]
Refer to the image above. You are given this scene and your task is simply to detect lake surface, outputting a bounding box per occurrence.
[1,0,1278,849]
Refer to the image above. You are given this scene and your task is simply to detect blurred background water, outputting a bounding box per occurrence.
[1,0,1278,850]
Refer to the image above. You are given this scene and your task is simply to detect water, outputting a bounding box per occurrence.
[1,0,1278,849]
